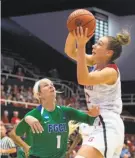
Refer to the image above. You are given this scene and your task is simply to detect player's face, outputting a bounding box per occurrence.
[39,79,56,101]
[0,125,6,137]
[92,36,113,63]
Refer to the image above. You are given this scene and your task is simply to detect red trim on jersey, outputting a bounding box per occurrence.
[107,64,118,72]
[95,64,118,72]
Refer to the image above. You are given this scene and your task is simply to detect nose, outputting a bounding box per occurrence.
[49,84,54,89]
[92,44,96,49]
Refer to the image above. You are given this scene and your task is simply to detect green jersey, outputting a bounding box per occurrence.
[16,105,96,158]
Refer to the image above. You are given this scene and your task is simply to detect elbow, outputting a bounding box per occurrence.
[77,78,87,85]
[77,75,89,85]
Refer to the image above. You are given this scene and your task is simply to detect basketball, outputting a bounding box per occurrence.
[67,9,96,37]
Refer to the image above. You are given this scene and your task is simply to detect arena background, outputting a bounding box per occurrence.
[1,0,135,157]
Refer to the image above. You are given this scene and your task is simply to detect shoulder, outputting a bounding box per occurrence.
[106,63,119,72]
[100,63,118,76]
[25,106,41,117]
[56,105,67,111]
[58,105,77,113]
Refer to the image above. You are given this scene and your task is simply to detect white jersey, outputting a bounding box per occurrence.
[84,64,122,115]
[79,123,93,136]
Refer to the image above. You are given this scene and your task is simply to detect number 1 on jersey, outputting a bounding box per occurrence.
[56,135,61,148]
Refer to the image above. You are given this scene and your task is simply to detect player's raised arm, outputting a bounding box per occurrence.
[16,108,44,135]
[61,106,99,125]
[64,33,95,66]
[25,108,44,134]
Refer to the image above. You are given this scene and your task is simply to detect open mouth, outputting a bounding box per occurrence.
[50,89,54,93]
[92,50,96,55]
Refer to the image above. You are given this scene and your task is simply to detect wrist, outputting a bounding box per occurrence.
[24,145,30,150]
[77,44,86,50]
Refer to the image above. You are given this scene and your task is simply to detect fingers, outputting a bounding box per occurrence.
[30,124,36,134]
[30,121,44,134]
[73,30,77,38]
[84,28,88,37]
[36,122,44,133]
[87,105,100,117]
[73,27,88,38]
[77,27,81,37]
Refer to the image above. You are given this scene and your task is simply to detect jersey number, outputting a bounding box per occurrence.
[85,92,91,104]
[56,135,61,148]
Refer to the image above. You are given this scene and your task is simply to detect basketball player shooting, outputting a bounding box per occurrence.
[65,9,131,158]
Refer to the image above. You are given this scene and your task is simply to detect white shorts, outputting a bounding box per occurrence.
[82,111,124,158]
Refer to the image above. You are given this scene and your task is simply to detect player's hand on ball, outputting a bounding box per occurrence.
[73,27,94,47]
[86,105,100,117]
[25,116,44,134]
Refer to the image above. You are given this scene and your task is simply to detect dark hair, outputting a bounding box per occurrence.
[107,29,131,61]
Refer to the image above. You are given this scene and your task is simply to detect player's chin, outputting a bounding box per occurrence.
[50,91,56,96]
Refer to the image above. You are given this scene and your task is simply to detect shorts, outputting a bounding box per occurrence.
[82,111,124,158]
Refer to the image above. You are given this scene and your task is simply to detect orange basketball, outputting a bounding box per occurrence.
[67,9,96,37]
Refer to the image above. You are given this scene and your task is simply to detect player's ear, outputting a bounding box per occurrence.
[37,92,41,99]
[107,50,114,58]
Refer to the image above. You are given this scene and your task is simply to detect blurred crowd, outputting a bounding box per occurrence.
[1,73,87,110]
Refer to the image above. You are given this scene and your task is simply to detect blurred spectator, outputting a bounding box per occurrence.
[48,68,59,78]
[11,111,20,125]
[6,85,12,96]
[0,123,16,158]
[1,91,6,104]
[120,144,131,158]
[0,121,4,126]
[2,111,9,124]
[13,85,19,96]
[16,67,24,82]
[1,77,6,85]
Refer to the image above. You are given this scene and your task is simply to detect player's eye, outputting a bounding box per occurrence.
[97,42,102,46]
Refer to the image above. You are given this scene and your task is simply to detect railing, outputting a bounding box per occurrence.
[78,91,135,106]
[2,52,39,78]
[1,99,135,122]
[122,94,135,105]
[1,73,74,98]
[1,99,39,108]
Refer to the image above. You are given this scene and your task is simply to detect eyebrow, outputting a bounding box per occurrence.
[98,40,104,45]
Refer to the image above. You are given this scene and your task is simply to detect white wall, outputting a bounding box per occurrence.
[117,16,135,80]
[10,8,135,80]
[11,9,85,55]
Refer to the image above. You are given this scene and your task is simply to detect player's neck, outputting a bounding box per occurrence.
[41,100,56,112]
[96,59,110,70]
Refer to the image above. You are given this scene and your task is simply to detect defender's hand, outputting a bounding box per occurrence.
[86,105,100,117]
[24,145,30,158]
[25,116,44,134]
